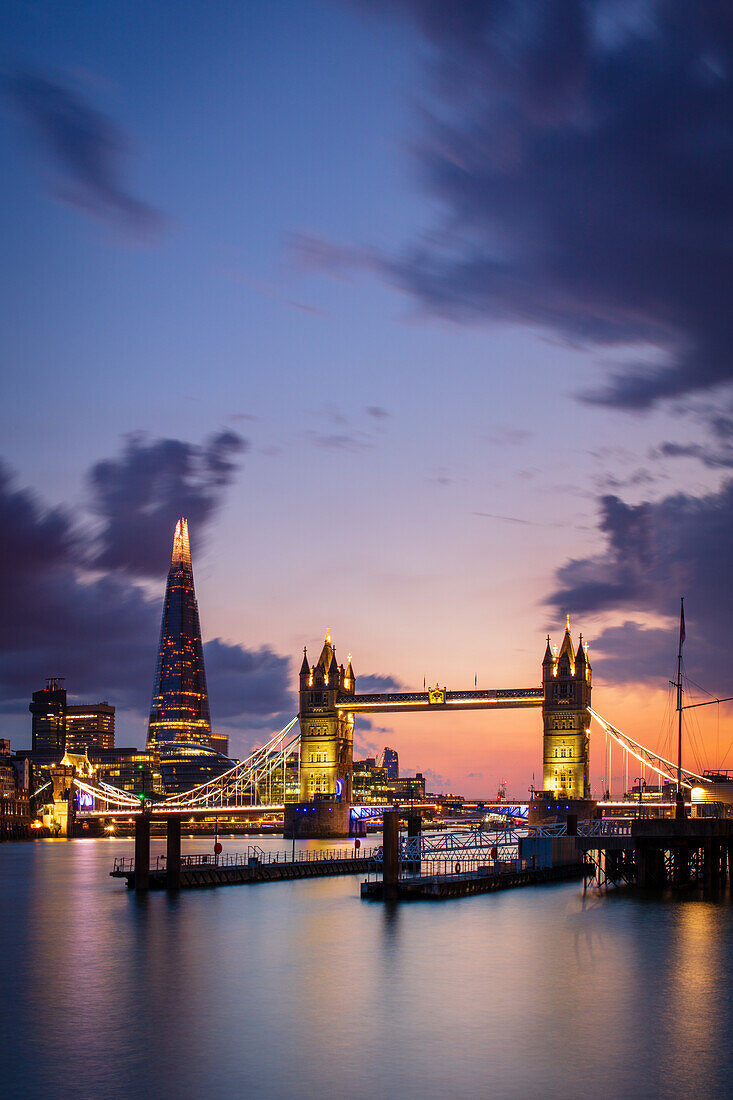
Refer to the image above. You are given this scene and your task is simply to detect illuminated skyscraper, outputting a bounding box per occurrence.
[377,746,399,779]
[147,519,225,752]
[66,702,115,753]
[29,678,67,759]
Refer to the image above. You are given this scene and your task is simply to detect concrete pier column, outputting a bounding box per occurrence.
[166,816,181,891]
[134,814,150,892]
[382,810,400,900]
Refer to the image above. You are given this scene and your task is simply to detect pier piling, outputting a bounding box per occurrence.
[166,817,181,890]
[134,814,150,892]
[382,810,400,901]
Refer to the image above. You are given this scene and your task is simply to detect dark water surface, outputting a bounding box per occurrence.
[2,835,733,1099]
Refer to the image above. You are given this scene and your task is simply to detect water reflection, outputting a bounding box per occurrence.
[2,839,733,1099]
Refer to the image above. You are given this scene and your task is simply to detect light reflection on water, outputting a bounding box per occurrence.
[3,836,733,1099]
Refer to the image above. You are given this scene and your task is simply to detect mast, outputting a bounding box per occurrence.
[676,596,685,820]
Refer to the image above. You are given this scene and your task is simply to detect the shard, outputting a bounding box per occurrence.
[147,518,216,750]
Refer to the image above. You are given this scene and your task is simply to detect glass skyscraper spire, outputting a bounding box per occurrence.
[147,518,216,750]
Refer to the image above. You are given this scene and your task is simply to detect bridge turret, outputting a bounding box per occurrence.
[328,652,339,686]
[299,648,310,687]
[574,635,589,681]
[542,619,591,800]
[296,631,354,830]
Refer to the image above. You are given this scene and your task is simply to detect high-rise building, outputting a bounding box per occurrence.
[147,519,226,753]
[66,702,115,753]
[29,678,67,759]
[378,746,399,779]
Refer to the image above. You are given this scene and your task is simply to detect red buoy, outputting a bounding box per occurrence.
[214,841,222,855]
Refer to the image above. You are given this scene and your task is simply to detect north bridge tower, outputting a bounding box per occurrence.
[541,619,591,799]
[284,631,355,838]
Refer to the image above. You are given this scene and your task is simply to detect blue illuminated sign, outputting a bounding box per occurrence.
[77,790,94,811]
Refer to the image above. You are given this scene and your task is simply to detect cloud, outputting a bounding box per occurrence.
[483,426,531,447]
[356,674,402,693]
[0,446,290,751]
[88,430,247,577]
[473,511,534,527]
[302,404,391,453]
[349,2,733,408]
[548,482,733,686]
[0,460,158,713]
[304,430,371,452]
[5,70,164,235]
[205,640,293,724]
[653,404,733,469]
[419,767,453,794]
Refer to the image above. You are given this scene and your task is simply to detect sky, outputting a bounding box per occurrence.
[3,0,733,798]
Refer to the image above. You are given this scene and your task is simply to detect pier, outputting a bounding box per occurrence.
[579,817,733,889]
[361,862,586,900]
[110,844,379,890]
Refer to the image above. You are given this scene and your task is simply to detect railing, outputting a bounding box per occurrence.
[409,856,525,880]
[406,827,523,857]
[526,820,633,838]
[112,845,378,874]
[343,688,543,707]
[582,819,632,836]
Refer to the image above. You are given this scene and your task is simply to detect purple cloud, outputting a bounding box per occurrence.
[346,2,733,409]
[548,482,733,687]
[88,430,247,578]
[5,70,164,236]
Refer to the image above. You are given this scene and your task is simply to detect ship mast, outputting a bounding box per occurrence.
[676,597,685,820]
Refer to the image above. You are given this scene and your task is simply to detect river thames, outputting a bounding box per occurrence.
[3,835,733,1099]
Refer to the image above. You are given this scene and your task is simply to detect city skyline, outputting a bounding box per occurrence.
[3,3,733,796]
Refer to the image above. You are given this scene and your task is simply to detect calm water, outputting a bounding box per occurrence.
[2,835,733,1099]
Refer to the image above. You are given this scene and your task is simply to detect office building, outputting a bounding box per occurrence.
[66,702,115,753]
[29,678,67,759]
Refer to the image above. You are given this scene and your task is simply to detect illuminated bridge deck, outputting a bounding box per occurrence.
[338,688,544,713]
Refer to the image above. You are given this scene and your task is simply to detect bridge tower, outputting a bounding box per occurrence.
[284,632,354,838]
[542,619,591,799]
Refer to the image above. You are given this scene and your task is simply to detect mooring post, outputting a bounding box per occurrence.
[134,812,151,892]
[383,810,400,900]
[166,815,181,890]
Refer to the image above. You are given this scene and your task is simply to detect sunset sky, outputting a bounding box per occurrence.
[4,1,733,797]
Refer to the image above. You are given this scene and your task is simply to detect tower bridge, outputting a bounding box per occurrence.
[289,619,591,836]
[46,617,712,843]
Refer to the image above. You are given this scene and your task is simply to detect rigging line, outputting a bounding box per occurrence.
[661,683,675,764]
[682,672,719,699]
[719,732,733,770]
[588,709,707,782]
[686,700,705,774]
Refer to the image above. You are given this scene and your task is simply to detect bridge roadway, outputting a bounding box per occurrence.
[338,687,543,713]
[76,801,441,820]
